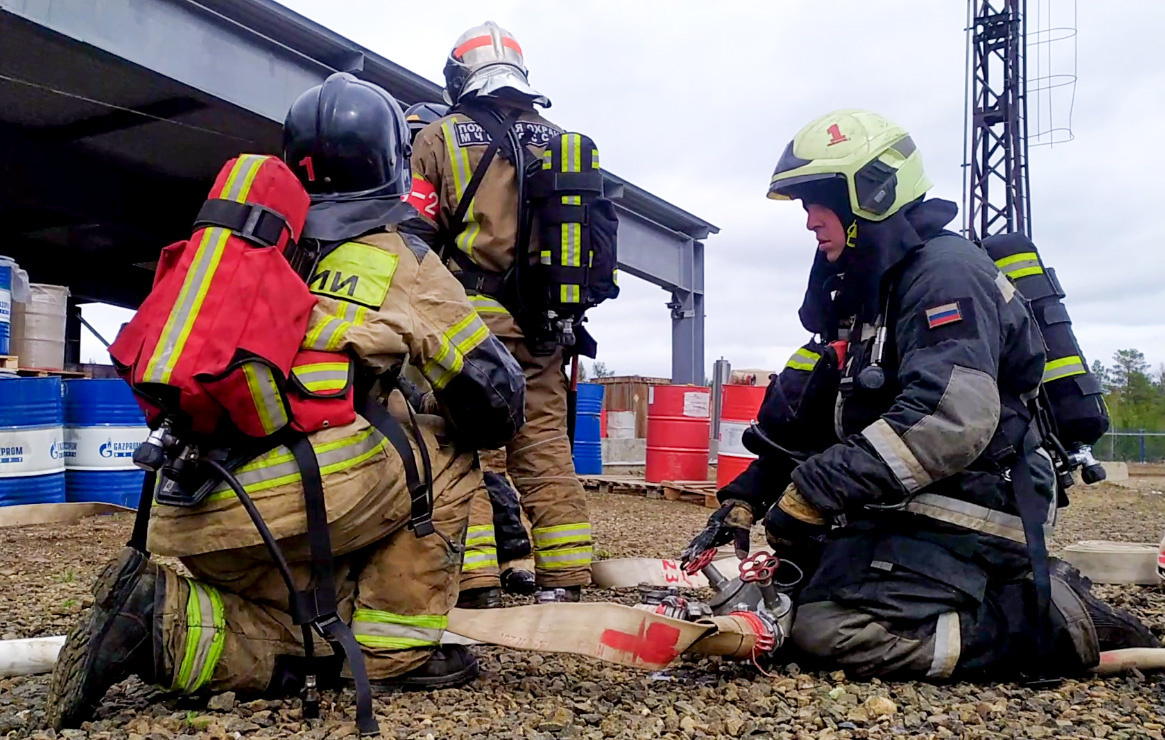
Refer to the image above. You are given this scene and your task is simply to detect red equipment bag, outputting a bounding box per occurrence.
[110,154,352,438]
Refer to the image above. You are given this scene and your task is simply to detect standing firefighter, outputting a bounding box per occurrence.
[409,21,620,601]
[48,73,525,732]
[683,109,1157,681]
[404,99,538,605]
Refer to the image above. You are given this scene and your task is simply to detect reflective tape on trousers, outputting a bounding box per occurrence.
[717,421,757,459]
[0,427,65,477]
[64,426,148,471]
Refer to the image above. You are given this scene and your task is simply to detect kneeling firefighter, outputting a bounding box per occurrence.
[683,109,1157,681]
[408,21,621,602]
[48,73,525,734]
[404,100,538,604]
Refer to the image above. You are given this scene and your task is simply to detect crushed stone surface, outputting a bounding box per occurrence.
[2,484,1164,739]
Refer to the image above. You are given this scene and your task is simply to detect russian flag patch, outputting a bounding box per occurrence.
[925,302,963,329]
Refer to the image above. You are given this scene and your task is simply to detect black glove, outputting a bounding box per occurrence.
[681,499,754,568]
[397,377,435,413]
[762,485,830,573]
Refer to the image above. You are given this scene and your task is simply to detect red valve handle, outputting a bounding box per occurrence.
[739,551,779,583]
[683,547,717,576]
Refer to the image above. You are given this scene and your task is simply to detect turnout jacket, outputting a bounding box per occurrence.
[725,199,1055,570]
[149,228,525,556]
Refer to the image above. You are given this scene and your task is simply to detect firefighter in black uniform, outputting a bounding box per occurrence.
[684,109,1157,680]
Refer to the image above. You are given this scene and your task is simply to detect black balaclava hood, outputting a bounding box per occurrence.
[796,187,959,336]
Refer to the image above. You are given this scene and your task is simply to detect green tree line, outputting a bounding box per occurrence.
[1092,349,1165,462]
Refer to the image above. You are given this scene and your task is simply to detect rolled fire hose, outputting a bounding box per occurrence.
[1061,541,1161,586]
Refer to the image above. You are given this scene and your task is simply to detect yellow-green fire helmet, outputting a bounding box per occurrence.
[767,109,932,222]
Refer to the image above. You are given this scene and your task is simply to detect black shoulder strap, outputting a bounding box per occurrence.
[444,106,523,250]
[358,393,435,537]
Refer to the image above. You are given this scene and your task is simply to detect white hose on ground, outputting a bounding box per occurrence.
[0,636,66,677]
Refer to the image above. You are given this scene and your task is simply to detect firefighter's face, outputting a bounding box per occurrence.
[805,203,847,262]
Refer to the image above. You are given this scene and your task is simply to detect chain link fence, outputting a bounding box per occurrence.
[1096,431,1165,463]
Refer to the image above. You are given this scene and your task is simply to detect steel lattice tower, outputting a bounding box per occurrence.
[963,0,1031,241]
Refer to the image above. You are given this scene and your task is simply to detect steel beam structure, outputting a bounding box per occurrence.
[963,0,1031,241]
[0,0,717,384]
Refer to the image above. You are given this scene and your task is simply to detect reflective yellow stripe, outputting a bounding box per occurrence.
[242,362,288,435]
[442,118,480,260]
[561,285,580,303]
[301,310,352,352]
[540,250,552,266]
[592,149,600,169]
[292,362,350,393]
[1043,355,1086,383]
[351,609,446,650]
[173,580,225,694]
[468,294,510,315]
[785,347,822,372]
[205,427,387,501]
[535,545,593,570]
[144,155,266,383]
[994,251,1044,279]
[465,524,496,547]
[421,310,489,390]
[462,547,499,571]
[532,522,592,548]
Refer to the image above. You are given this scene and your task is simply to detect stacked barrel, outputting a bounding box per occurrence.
[0,377,66,505]
[64,379,148,508]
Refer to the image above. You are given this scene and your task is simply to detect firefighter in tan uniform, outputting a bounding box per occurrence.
[409,22,592,601]
[49,74,526,731]
[404,101,538,606]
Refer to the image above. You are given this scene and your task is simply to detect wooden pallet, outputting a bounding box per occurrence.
[15,366,89,378]
[579,475,664,498]
[661,480,719,508]
[0,355,17,371]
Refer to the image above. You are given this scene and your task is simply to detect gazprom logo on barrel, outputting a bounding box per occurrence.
[0,444,24,464]
[99,438,139,459]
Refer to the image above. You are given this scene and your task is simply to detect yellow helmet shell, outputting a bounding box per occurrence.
[767,109,932,222]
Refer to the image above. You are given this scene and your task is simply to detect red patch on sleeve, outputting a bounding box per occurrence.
[403,177,439,220]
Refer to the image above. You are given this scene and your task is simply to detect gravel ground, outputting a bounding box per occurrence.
[2,484,1165,739]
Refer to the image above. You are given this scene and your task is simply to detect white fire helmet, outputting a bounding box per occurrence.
[442,21,550,108]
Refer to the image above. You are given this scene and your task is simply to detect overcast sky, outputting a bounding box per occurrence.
[82,1,1165,381]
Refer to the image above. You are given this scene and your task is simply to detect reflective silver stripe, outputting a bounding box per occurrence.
[535,545,593,569]
[531,524,593,548]
[303,314,350,352]
[1043,356,1086,383]
[293,366,349,389]
[245,362,288,434]
[995,272,1016,302]
[863,418,933,493]
[210,428,385,495]
[1001,258,1041,277]
[905,493,1054,544]
[465,525,496,547]
[447,312,489,354]
[927,611,961,679]
[462,548,499,570]
[351,621,445,645]
[468,294,509,315]
[338,301,366,325]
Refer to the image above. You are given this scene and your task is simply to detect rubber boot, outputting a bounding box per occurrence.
[48,547,160,730]
[383,645,479,689]
[457,586,503,609]
[1052,559,1159,650]
[500,567,537,596]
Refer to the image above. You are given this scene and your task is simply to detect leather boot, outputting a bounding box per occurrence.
[48,547,160,730]
[382,645,479,689]
[456,586,502,609]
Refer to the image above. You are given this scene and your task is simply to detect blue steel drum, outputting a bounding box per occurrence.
[64,379,147,509]
[0,376,66,505]
[572,383,605,475]
[0,256,13,355]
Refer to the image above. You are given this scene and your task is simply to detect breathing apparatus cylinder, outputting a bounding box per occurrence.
[982,234,1109,484]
